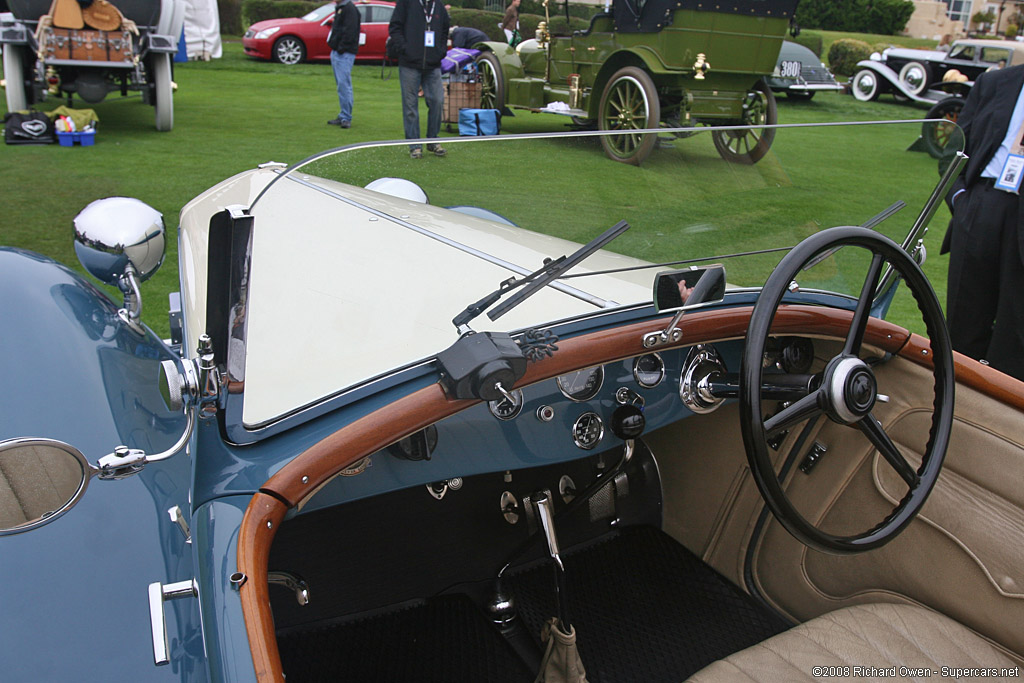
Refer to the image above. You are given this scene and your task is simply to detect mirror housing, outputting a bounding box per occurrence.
[73,197,165,332]
[653,265,726,312]
[645,265,726,349]
[0,438,92,536]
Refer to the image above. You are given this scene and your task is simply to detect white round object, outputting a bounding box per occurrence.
[365,177,429,204]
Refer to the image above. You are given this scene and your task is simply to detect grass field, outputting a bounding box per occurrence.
[1,39,953,340]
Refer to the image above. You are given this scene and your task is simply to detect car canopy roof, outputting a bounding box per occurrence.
[613,0,796,33]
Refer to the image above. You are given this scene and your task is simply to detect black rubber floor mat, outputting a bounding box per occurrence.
[506,525,790,683]
[276,594,534,683]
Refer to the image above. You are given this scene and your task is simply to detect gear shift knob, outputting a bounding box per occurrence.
[610,404,645,441]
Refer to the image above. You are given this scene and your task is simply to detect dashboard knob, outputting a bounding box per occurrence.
[610,404,645,441]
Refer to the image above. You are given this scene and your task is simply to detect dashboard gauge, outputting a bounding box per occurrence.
[572,412,605,450]
[557,366,605,402]
[488,389,524,421]
[633,353,666,388]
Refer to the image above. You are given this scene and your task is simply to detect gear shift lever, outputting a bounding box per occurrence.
[533,490,570,632]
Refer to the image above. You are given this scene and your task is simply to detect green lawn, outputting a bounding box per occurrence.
[1,39,953,340]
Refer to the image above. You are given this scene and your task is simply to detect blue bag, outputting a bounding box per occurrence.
[458,108,501,136]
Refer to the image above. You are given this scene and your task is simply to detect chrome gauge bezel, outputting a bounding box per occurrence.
[633,352,666,388]
[572,411,605,450]
[488,388,525,421]
[556,366,605,402]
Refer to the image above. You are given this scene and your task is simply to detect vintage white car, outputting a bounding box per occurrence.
[851,38,1024,104]
[1,122,1022,682]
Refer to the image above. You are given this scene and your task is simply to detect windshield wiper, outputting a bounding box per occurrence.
[452,220,630,334]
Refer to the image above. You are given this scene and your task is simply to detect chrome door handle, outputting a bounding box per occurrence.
[148,579,197,666]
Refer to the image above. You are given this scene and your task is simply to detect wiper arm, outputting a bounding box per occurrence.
[452,220,630,333]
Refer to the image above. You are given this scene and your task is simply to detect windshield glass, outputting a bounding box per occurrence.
[239,121,963,427]
[301,3,333,21]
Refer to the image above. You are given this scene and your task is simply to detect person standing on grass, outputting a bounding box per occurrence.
[327,0,361,128]
[500,0,520,45]
[942,63,1024,381]
[388,0,450,158]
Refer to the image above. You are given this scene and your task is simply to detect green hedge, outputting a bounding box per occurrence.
[790,29,823,57]
[827,38,873,76]
[242,0,320,26]
[796,0,914,36]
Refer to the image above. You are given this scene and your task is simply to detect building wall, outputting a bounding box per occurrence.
[906,0,965,39]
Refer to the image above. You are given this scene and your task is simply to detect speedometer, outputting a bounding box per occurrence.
[557,366,605,402]
[572,412,605,450]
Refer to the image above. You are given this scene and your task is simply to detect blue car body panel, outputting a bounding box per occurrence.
[0,248,207,682]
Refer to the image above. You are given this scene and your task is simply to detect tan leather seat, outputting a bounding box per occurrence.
[687,603,1021,682]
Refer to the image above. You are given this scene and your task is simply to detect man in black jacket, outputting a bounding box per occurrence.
[388,0,450,157]
[327,0,361,128]
[943,64,1024,381]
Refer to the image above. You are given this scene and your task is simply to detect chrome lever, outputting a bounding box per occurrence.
[148,579,197,666]
[268,570,310,606]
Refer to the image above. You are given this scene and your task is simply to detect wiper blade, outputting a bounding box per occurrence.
[451,220,630,332]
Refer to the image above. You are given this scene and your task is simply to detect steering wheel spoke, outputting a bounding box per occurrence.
[843,252,885,357]
[857,413,920,488]
[765,391,824,436]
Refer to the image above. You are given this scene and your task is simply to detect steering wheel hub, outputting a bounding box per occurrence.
[826,356,877,423]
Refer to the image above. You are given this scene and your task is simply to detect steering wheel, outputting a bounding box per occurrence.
[740,226,955,554]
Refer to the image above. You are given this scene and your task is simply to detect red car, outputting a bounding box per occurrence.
[243,1,395,65]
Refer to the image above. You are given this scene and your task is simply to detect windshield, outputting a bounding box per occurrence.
[301,3,334,21]
[234,121,962,427]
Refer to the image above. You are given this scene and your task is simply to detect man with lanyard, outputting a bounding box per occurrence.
[326,0,360,128]
[943,63,1024,381]
[388,0,450,158]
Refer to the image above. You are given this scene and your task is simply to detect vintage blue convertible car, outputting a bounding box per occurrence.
[2,122,1023,682]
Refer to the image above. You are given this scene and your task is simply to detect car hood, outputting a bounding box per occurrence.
[883,47,947,62]
[178,159,654,427]
[246,17,303,32]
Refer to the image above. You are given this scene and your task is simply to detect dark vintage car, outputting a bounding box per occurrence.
[2,122,1024,682]
[242,1,395,65]
[850,38,1024,104]
[472,0,797,165]
[1,0,183,130]
[766,40,843,100]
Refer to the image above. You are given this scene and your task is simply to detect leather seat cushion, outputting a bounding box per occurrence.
[686,603,1019,682]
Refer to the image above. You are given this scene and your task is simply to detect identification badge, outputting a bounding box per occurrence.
[424,30,435,47]
[359,32,366,45]
[995,153,1024,193]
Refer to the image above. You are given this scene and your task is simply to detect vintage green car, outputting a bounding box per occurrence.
[474,0,796,165]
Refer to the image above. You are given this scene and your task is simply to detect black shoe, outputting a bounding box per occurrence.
[340,120,351,129]
[327,117,343,126]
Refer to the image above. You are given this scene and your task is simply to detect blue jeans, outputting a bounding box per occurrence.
[331,50,355,122]
[399,66,443,151]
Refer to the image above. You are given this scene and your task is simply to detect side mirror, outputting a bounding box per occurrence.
[73,197,165,332]
[653,265,726,312]
[0,439,92,536]
[645,265,726,349]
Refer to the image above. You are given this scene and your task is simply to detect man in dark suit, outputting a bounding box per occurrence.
[943,64,1024,381]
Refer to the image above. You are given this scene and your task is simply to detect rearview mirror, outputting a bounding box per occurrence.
[0,438,92,536]
[654,265,726,312]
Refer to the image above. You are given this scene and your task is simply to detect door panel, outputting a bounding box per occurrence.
[751,358,1024,659]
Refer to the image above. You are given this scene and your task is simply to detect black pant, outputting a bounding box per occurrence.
[946,182,1024,381]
